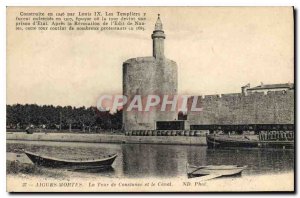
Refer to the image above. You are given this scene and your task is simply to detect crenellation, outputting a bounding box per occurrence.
[203,94,220,100]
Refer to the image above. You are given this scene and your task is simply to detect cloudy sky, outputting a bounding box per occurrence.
[7,7,294,107]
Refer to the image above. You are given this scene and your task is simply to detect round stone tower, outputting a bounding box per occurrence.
[123,14,178,131]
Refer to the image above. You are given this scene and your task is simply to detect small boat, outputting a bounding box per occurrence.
[206,134,294,149]
[187,164,247,179]
[24,150,117,169]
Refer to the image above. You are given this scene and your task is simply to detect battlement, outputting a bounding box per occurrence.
[191,89,294,102]
[203,95,220,100]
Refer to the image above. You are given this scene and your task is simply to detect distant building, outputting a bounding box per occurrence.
[242,82,294,95]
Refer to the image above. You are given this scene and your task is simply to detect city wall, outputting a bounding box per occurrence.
[187,90,294,125]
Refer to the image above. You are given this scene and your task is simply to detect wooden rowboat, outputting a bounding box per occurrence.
[187,164,247,179]
[24,150,117,169]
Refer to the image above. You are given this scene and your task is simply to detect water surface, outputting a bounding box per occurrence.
[7,140,294,178]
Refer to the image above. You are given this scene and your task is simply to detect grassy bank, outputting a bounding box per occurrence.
[7,160,42,175]
[7,160,65,179]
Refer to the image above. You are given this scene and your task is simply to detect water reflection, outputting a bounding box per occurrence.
[122,144,179,178]
[202,149,293,175]
[7,140,294,178]
[72,166,115,174]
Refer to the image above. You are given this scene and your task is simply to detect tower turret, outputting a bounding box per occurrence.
[151,14,166,59]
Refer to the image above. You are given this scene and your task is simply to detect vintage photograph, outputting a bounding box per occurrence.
[6,7,294,192]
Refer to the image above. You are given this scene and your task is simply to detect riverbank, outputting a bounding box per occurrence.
[6,132,207,145]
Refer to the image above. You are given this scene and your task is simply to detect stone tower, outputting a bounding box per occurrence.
[122,15,178,131]
[152,14,165,59]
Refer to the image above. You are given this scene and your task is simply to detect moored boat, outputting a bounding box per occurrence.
[24,150,117,169]
[187,164,247,179]
[206,134,294,149]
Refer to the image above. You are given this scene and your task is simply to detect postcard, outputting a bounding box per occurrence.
[6,6,294,192]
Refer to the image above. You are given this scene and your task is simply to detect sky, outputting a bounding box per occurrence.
[7,7,294,107]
